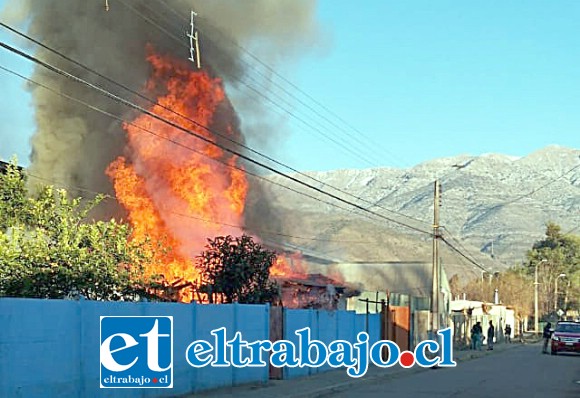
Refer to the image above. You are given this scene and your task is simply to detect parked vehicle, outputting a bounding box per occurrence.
[551,321,580,355]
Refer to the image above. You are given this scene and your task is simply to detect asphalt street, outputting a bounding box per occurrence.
[330,343,580,398]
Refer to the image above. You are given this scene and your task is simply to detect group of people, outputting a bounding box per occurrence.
[470,320,556,353]
[470,321,512,350]
[470,321,493,350]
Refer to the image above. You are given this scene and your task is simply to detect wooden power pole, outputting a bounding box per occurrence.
[431,180,441,335]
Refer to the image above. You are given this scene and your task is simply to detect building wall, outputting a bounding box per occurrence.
[0,298,380,397]
[450,301,518,345]
[0,298,271,397]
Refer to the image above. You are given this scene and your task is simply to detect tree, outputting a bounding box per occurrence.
[448,274,462,300]
[459,268,533,321]
[196,234,279,304]
[495,267,534,319]
[526,222,580,318]
[0,160,154,300]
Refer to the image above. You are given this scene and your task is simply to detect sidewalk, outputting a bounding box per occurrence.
[187,341,523,398]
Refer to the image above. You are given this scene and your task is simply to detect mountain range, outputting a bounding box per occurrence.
[254,145,580,281]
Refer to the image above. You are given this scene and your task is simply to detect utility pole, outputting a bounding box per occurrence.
[187,11,201,68]
[439,256,444,327]
[431,180,441,334]
[564,280,570,312]
[534,264,539,333]
[534,259,546,333]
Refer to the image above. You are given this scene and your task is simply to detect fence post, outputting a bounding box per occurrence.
[264,304,270,384]
[268,304,283,380]
[365,298,369,333]
[233,302,238,386]
[78,297,84,397]
[191,302,198,392]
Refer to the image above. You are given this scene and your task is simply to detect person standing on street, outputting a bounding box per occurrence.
[505,324,512,344]
[487,320,495,350]
[471,321,483,350]
[542,322,552,354]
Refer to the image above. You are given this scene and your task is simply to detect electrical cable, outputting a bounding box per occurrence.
[0,21,432,230]
[154,0,409,168]
[441,226,487,265]
[439,235,488,272]
[491,158,580,209]
[0,40,433,236]
[116,0,380,169]
[0,63,421,245]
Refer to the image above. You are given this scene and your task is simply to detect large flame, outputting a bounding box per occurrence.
[271,253,308,279]
[107,46,247,300]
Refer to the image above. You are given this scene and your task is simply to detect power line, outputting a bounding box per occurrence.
[0,63,363,220]
[124,0,390,167]
[439,235,487,272]
[151,0,403,168]
[440,226,488,273]
[0,61,431,243]
[491,157,580,209]
[0,57,488,274]
[156,0,410,169]
[0,21,432,231]
[565,225,579,234]
[0,115,372,248]
[116,0,381,170]
[24,170,416,259]
[438,158,580,270]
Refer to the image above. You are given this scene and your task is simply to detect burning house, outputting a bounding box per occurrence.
[267,246,361,310]
[1,0,325,303]
[274,273,360,310]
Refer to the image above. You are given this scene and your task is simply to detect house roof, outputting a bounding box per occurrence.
[331,261,451,298]
[274,273,346,289]
[0,160,24,174]
[262,242,451,299]
[0,160,10,174]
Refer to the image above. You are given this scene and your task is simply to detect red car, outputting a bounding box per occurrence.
[551,321,580,355]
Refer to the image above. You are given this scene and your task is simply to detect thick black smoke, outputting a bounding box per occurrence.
[1,0,320,228]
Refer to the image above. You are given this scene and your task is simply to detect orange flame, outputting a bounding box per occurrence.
[107,46,247,301]
[271,253,308,279]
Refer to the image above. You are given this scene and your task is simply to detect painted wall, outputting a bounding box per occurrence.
[282,309,380,379]
[0,298,379,397]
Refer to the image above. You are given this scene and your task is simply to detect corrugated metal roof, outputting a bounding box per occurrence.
[333,261,451,298]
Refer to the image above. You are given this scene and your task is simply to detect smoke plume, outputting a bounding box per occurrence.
[1,0,321,226]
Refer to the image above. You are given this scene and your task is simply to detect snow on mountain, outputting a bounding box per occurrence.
[253,146,580,280]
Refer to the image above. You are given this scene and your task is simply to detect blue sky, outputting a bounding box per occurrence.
[1,1,579,171]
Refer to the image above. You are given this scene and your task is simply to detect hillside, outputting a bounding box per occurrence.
[248,145,580,281]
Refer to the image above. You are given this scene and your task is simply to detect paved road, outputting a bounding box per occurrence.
[331,343,580,398]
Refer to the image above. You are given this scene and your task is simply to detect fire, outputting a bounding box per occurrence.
[271,253,308,279]
[107,45,247,301]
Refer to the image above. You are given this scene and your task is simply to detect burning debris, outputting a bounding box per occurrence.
[274,273,361,310]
